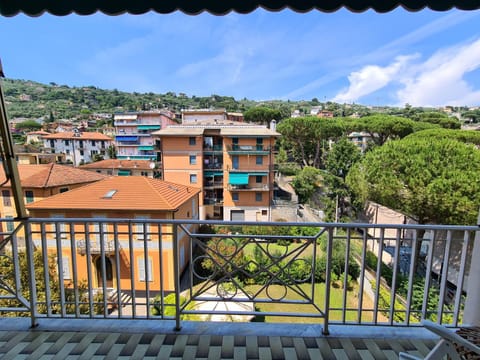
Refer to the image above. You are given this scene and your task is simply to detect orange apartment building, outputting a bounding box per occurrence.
[153,120,280,221]
[26,176,200,292]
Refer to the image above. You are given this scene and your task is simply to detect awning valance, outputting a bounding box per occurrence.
[204,171,223,177]
[229,173,249,185]
[138,125,161,130]
[115,136,138,142]
[118,170,131,176]
[0,1,476,17]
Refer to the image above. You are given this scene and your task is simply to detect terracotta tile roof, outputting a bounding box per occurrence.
[26,176,200,211]
[80,159,153,170]
[41,132,113,141]
[0,164,107,188]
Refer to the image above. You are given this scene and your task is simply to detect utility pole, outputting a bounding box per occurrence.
[0,58,28,219]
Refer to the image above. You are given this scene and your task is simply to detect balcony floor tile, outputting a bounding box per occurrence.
[0,318,437,360]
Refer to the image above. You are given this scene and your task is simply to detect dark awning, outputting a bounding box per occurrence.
[0,1,478,17]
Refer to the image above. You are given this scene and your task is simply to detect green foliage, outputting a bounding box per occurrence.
[0,250,104,316]
[411,111,461,129]
[277,116,345,168]
[345,115,416,146]
[150,293,195,319]
[405,128,480,146]
[291,166,322,203]
[14,120,42,131]
[346,137,480,225]
[243,106,283,125]
[371,280,407,323]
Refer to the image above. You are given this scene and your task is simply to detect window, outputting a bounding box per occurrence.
[189,137,196,146]
[64,139,70,146]
[66,149,70,155]
[25,190,34,203]
[61,257,71,280]
[255,192,262,202]
[59,187,69,193]
[138,257,153,282]
[190,174,197,184]
[101,141,105,149]
[2,190,11,206]
[78,140,84,148]
[232,192,239,201]
[189,155,197,165]
[49,140,55,148]
[135,215,150,240]
[6,215,14,232]
[79,150,84,156]
[262,210,268,216]
[91,140,96,146]
[232,137,238,145]
[256,156,263,165]
[256,176,263,183]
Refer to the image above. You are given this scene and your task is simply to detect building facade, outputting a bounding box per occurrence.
[42,131,113,166]
[114,111,177,161]
[80,159,161,178]
[153,121,279,221]
[26,177,200,292]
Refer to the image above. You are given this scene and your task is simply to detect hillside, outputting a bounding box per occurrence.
[1,78,381,122]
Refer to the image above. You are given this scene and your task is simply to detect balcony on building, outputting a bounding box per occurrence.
[226,144,271,154]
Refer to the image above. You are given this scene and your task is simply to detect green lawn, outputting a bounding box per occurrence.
[246,282,373,323]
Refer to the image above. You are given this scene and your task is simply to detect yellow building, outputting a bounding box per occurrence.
[26,176,200,292]
[153,120,280,221]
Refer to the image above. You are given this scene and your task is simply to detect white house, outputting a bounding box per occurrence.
[42,130,113,166]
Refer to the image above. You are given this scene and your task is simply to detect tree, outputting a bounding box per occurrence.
[347,137,480,273]
[411,111,461,129]
[277,117,345,168]
[405,128,480,146]
[346,137,480,226]
[324,137,362,220]
[243,106,282,125]
[346,115,416,146]
[14,120,42,132]
[291,166,322,204]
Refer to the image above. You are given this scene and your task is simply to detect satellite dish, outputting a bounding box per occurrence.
[149,162,156,169]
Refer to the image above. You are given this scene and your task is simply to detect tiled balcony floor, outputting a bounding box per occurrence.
[0,319,437,360]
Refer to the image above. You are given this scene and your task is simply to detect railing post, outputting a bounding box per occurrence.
[323,226,333,335]
[172,223,182,331]
[464,210,480,326]
[24,219,38,328]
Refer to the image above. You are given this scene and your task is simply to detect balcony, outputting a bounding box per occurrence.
[227,144,271,154]
[0,217,478,358]
[228,183,270,191]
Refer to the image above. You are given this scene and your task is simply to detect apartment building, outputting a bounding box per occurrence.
[80,159,161,178]
[42,130,113,166]
[114,110,177,161]
[181,109,244,124]
[153,120,280,221]
[26,176,200,292]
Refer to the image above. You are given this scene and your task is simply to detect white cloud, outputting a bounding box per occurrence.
[396,38,480,106]
[332,55,415,103]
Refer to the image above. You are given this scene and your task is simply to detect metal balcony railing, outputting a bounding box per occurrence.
[0,217,478,335]
[227,184,270,191]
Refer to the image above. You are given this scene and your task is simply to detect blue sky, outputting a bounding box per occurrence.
[1,9,480,106]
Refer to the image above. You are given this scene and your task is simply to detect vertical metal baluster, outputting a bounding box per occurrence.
[173,223,181,331]
[128,221,136,318]
[373,228,385,324]
[342,228,350,324]
[56,220,66,317]
[405,230,418,325]
[422,230,435,321]
[69,221,80,318]
[452,230,470,326]
[323,226,333,335]
[24,220,37,327]
[389,228,401,325]
[437,230,452,323]
[357,228,367,324]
